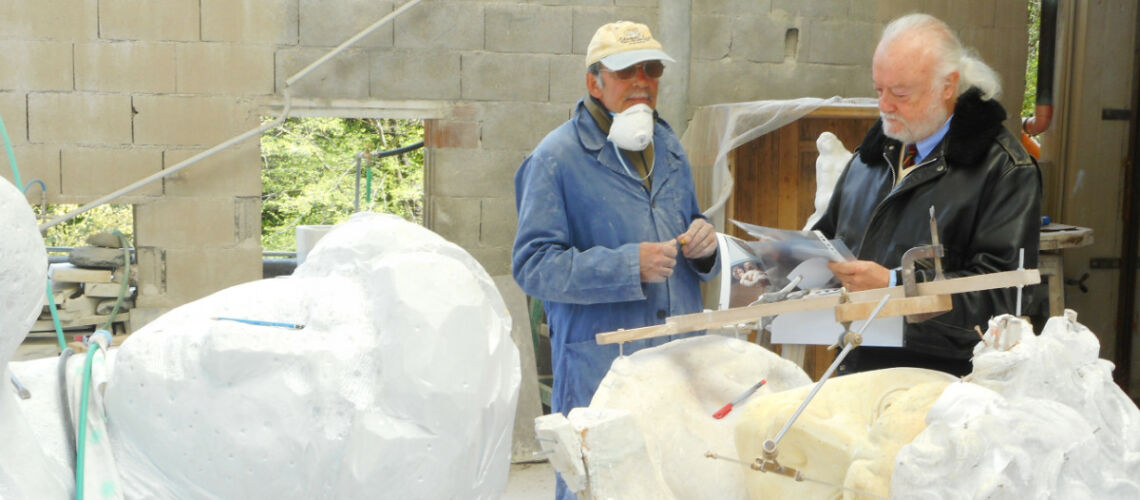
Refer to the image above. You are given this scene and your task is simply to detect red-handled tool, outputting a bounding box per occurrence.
[712,379,766,419]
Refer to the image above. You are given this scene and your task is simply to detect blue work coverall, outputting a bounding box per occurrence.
[512,98,719,419]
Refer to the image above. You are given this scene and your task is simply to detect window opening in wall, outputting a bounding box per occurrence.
[34,203,134,256]
[259,116,425,252]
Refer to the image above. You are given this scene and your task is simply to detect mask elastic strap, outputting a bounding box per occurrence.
[612,141,653,183]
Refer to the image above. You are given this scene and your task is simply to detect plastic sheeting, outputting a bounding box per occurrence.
[679,97,878,229]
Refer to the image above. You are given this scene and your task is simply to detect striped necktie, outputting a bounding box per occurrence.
[902,143,918,167]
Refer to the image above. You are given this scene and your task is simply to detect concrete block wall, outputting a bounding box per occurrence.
[0,0,1029,324]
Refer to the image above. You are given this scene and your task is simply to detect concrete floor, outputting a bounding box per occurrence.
[504,460,556,499]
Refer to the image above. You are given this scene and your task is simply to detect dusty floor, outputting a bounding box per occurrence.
[504,460,556,498]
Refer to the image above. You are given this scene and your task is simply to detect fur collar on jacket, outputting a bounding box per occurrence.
[857,88,1008,167]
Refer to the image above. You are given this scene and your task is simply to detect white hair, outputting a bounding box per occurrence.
[880,13,1002,100]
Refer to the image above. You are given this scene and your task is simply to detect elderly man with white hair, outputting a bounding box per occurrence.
[814,13,1044,376]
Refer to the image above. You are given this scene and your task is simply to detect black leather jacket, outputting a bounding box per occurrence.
[814,88,1044,360]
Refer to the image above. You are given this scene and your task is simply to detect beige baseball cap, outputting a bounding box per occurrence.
[585,21,675,69]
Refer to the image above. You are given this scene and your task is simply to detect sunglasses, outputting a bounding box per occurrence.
[603,61,665,80]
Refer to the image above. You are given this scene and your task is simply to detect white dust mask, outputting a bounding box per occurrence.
[608,103,654,151]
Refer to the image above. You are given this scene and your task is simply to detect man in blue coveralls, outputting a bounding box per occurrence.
[512,20,719,499]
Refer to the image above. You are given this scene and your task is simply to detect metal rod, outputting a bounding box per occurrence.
[768,294,891,448]
[1016,248,1025,318]
[285,0,425,87]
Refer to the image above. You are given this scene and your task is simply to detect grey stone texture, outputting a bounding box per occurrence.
[485,4,574,54]
[60,147,164,200]
[300,0,395,48]
[98,0,200,41]
[462,52,550,102]
[0,41,74,91]
[428,148,526,199]
[75,42,177,93]
[371,49,462,100]
[69,246,129,269]
[800,19,877,65]
[0,0,98,41]
[394,2,485,50]
[479,101,569,150]
[201,0,298,44]
[278,47,372,99]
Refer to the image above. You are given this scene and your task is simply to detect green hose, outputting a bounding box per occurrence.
[47,278,66,351]
[75,339,102,500]
[365,167,373,206]
[102,230,131,333]
[0,113,21,190]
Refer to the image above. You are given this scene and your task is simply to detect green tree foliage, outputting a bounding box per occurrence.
[260,116,424,251]
[1023,0,1041,118]
[33,204,133,250]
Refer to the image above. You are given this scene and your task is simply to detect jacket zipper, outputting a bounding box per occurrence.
[855,150,942,257]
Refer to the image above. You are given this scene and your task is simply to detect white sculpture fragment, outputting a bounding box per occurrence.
[0,177,70,499]
[803,131,852,231]
[537,335,812,498]
[894,312,1140,498]
[4,210,521,499]
[540,313,1140,499]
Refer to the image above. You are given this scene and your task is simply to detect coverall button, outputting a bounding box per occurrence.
[656,309,666,319]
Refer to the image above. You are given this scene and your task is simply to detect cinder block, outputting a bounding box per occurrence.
[428,148,525,198]
[201,0,297,44]
[462,53,549,102]
[0,92,28,146]
[371,49,460,100]
[178,43,275,95]
[769,62,873,100]
[99,0,199,41]
[550,54,588,105]
[134,197,237,247]
[479,196,517,248]
[28,93,133,145]
[572,8,620,55]
[479,101,567,151]
[299,0,394,48]
[134,246,167,304]
[0,41,73,91]
[615,0,656,6]
[132,95,257,146]
[394,1,484,50]
[692,0,770,16]
[733,16,792,63]
[429,196,481,248]
[425,120,479,149]
[486,4,573,55]
[233,195,261,245]
[163,141,261,197]
[75,42,176,93]
[940,0,995,28]
[871,0,919,23]
[278,47,371,99]
[771,0,848,17]
[0,144,60,202]
[0,0,98,41]
[60,147,164,201]
[688,59,770,105]
[162,246,262,304]
[801,19,876,65]
[692,15,732,60]
[466,246,511,277]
